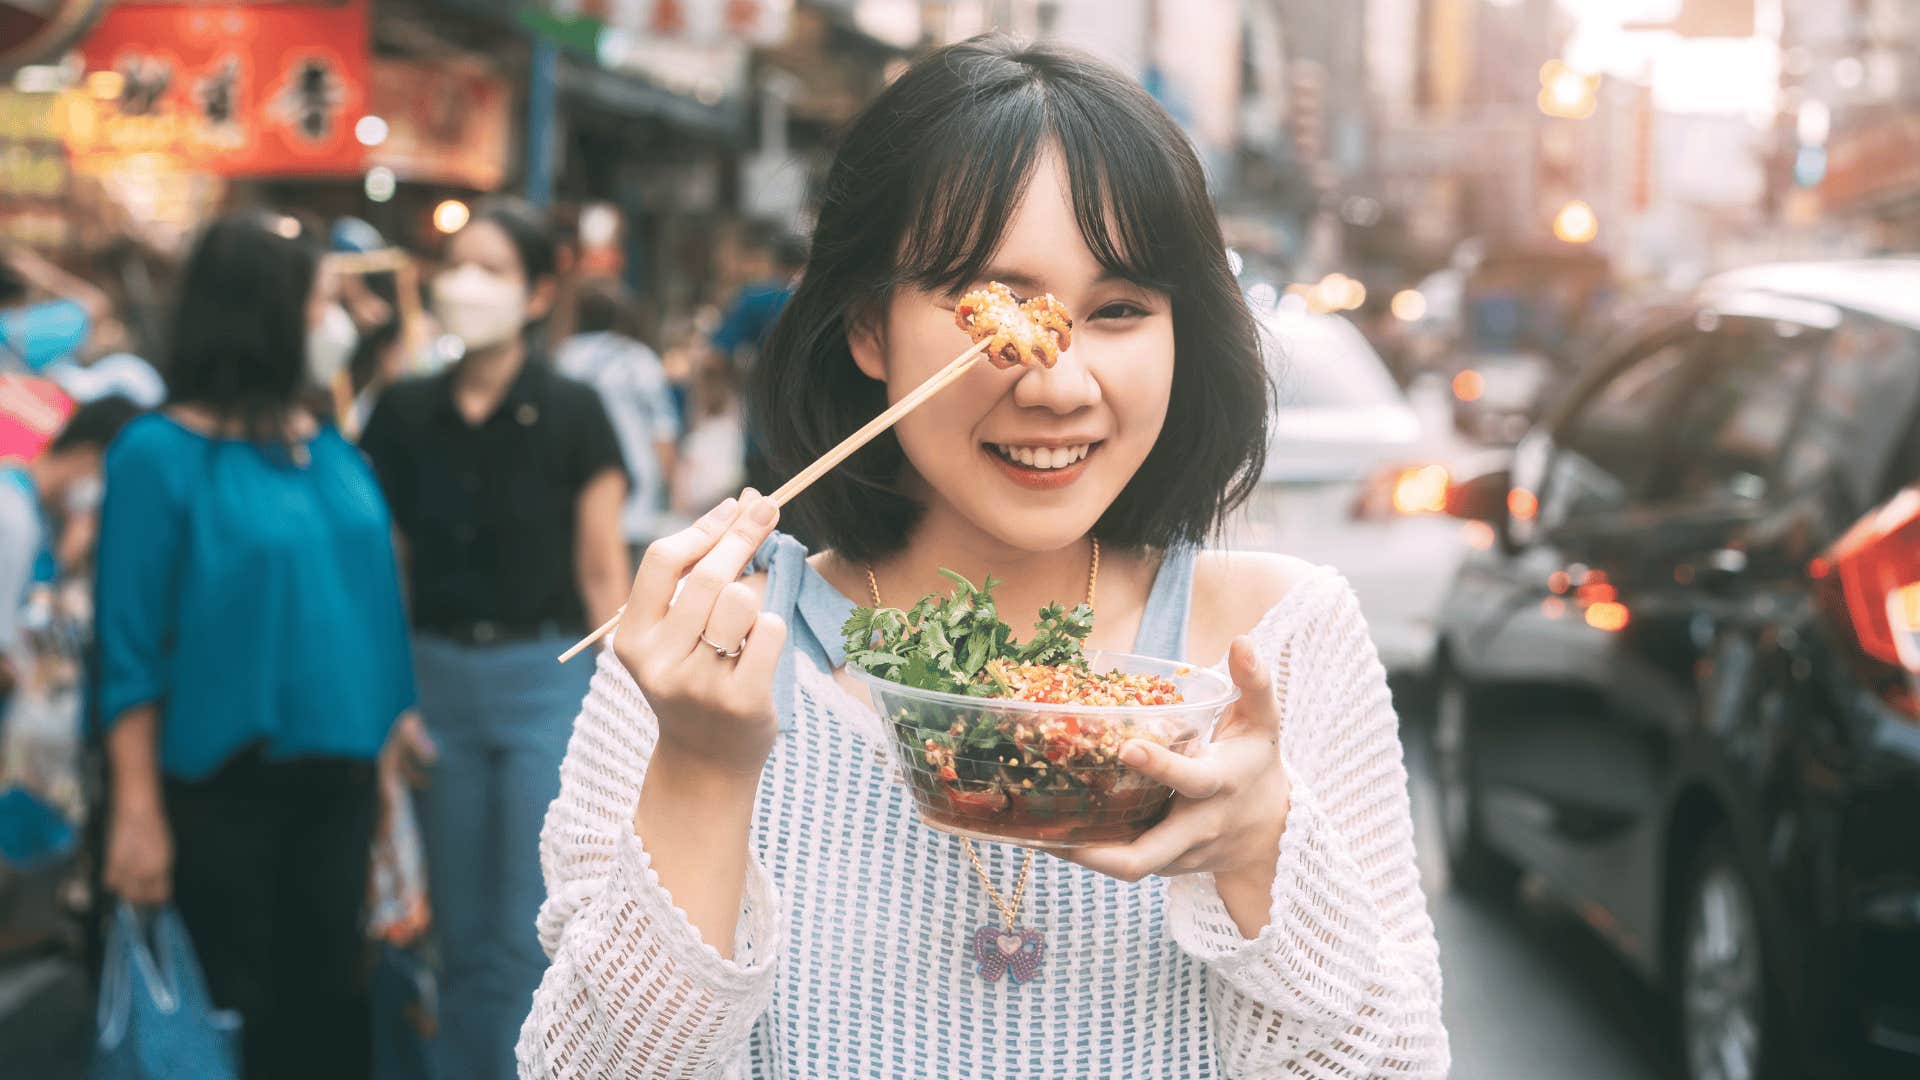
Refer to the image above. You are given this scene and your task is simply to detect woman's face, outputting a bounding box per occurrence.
[435,218,555,346]
[852,150,1174,554]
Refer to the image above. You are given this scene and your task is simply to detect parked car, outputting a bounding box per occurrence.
[1437,246,1617,444]
[1432,260,1920,1080]
[1449,351,1550,443]
[1230,307,1473,681]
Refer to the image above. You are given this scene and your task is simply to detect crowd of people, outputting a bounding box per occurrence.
[0,198,789,1079]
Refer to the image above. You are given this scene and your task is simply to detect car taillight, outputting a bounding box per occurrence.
[1352,464,1451,519]
[1453,370,1485,402]
[1813,488,1920,705]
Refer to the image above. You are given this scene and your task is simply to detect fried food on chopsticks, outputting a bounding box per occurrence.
[954,282,1074,368]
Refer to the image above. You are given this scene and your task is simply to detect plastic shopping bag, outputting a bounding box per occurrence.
[367,764,430,948]
[90,901,242,1080]
[369,761,440,1080]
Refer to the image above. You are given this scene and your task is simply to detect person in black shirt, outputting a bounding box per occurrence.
[359,199,628,1080]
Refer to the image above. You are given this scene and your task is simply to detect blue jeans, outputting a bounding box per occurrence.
[410,633,589,1080]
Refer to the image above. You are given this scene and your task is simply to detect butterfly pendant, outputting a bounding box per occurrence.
[972,925,1046,984]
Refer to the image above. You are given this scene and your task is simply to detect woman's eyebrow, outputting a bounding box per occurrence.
[976,268,1047,293]
[974,267,1142,293]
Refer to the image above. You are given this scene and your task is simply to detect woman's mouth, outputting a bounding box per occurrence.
[983,442,1101,489]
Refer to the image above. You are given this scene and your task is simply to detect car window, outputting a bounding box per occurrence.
[1781,313,1920,510]
[1267,314,1403,408]
[1537,335,1700,531]
[1648,318,1820,507]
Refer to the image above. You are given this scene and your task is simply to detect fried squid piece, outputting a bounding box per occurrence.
[954,282,1074,368]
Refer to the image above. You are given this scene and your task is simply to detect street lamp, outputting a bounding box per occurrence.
[1552,200,1599,244]
[433,199,471,234]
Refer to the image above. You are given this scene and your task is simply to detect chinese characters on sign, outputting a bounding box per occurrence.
[73,0,369,177]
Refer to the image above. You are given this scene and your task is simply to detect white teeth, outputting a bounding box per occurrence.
[994,444,1092,469]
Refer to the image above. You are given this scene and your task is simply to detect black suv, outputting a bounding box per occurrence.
[1433,261,1920,1080]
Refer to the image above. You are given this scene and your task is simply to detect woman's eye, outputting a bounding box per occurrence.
[1092,301,1148,321]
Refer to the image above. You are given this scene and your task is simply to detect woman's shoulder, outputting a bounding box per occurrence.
[370,373,443,417]
[1188,549,1340,659]
[101,414,202,508]
[105,412,194,470]
[1193,549,1320,619]
[539,357,613,406]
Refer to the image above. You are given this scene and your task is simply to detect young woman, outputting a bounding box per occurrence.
[359,199,629,1080]
[518,37,1447,1078]
[95,212,415,1080]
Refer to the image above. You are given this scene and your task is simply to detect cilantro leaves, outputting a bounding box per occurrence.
[843,569,1093,696]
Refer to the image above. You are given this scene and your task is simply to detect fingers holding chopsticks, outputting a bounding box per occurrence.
[612,489,788,773]
[616,488,780,664]
[626,494,742,624]
[658,491,781,651]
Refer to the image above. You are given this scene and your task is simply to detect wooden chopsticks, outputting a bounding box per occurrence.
[557,338,993,663]
[768,339,988,507]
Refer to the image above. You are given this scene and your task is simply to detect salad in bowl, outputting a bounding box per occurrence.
[845,571,1236,848]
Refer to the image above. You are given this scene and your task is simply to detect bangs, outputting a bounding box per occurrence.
[892,74,1184,296]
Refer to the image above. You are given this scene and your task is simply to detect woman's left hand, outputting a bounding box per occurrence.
[1059,637,1290,890]
[380,711,438,790]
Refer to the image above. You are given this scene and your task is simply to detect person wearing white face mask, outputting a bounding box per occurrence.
[358,198,631,1080]
[306,297,359,419]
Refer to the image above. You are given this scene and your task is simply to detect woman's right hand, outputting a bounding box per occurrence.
[104,802,173,906]
[615,489,787,779]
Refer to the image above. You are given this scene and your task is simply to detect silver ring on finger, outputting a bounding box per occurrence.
[700,631,746,659]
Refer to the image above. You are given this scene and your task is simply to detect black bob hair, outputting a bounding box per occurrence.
[750,35,1271,563]
[165,211,321,441]
[50,395,141,455]
[461,196,559,285]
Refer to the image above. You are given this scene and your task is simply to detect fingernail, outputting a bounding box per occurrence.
[713,497,738,518]
[749,496,778,525]
[1121,744,1147,767]
[741,487,761,501]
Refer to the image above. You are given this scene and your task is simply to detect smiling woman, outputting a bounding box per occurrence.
[519,33,1447,1080]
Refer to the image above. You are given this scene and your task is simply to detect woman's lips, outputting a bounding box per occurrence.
[983,441,1101,490]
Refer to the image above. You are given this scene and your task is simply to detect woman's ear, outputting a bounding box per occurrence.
[848,314,887,382]
[527,276,560,323]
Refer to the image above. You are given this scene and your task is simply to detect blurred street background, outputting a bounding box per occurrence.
[6,1,1920,1078]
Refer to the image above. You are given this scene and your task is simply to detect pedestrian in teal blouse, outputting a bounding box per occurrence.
[94,413,415,777]
[93,211,414,1080]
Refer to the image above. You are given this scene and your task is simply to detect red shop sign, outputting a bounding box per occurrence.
[73,0,369,177]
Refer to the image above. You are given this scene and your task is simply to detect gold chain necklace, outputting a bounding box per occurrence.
[864,537,1098,983]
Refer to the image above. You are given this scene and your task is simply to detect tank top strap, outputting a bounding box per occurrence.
[751,532,852,729]
[1130,545,1198,662]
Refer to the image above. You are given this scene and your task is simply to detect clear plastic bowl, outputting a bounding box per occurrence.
[852,652,1238,849]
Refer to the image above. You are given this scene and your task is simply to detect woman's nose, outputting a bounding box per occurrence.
[1010,342,1100,414]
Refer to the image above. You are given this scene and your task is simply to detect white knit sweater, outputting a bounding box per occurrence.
[517,568,1449,1078]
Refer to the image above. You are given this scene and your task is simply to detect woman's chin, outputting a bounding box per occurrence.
[953,485,1117,554]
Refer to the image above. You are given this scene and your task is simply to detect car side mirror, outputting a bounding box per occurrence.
[1445,468,1513,542]
[1443,466,1520,549]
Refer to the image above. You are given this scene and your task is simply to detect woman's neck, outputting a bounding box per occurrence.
[168,402,315,442]
[860,499,1100,637]
[452,339,527,421]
